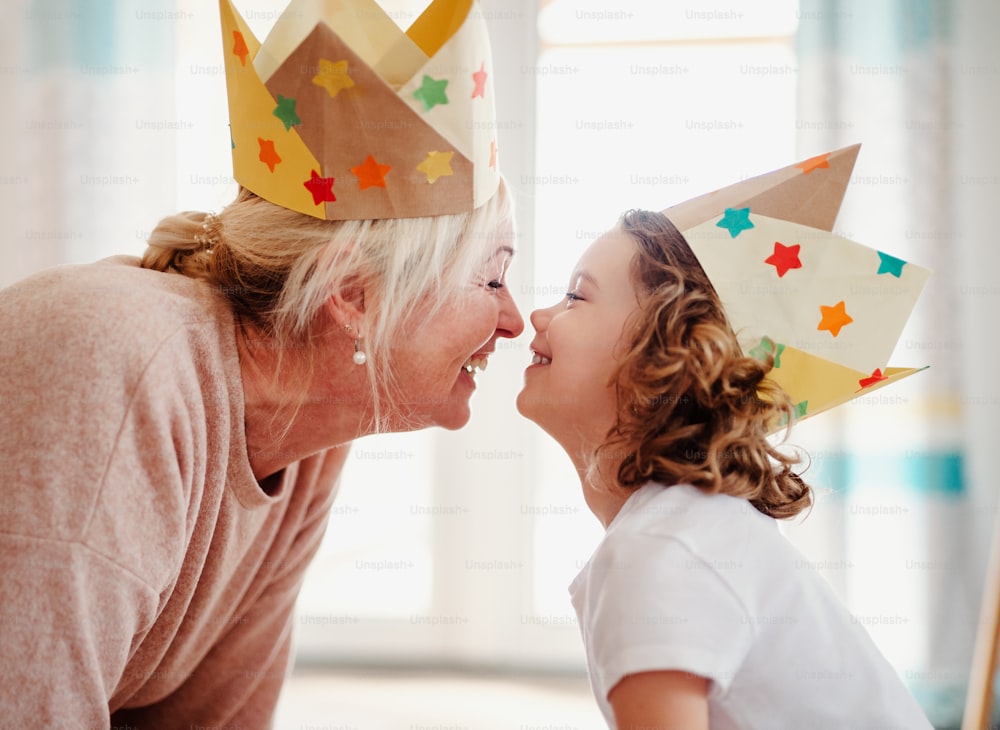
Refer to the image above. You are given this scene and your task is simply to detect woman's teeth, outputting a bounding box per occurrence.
[531,352,551,365]
[462,355,489,375]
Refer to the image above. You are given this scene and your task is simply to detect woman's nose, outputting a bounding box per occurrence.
[497,292,525,339]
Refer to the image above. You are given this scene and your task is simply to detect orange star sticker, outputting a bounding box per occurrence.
[351,154,391,190]
[312,59,355,98]
[257,138,281,173]
[489,139,498,170]
[764,241,801,278]
[859,368,888,389]
[797,152,830,174]
[232,30,249,67]
[817,300,853,337]
[417,151,454,184]
[472,62,488,99]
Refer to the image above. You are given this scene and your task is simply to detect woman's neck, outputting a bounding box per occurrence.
[236,325,372,481]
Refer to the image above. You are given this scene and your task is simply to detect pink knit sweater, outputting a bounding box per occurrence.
[0,256,347,728]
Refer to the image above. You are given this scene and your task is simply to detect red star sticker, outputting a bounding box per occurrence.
[489,139,498,170]
[859,368,888,389]
[764,241,802,278]
[350,154,391,190]
[232,30,249,67]
[303,169,336,205]
[257,138,281,173]
[472,62,488,99]
[797,152,830,174]
[817,300,853,337]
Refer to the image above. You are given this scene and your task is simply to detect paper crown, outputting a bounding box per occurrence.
[219,0,500,220]
[661,144,931,423]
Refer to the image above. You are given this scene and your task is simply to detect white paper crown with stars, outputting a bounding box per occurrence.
[661,144,931,423]
[219,0,500,220]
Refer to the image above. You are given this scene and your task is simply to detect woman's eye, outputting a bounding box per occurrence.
[565,291,583,304]
[488,280,505,290]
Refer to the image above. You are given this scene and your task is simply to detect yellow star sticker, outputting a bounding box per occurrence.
[817,300,854,337]
[417,150,454,184]
[312,59,355,98]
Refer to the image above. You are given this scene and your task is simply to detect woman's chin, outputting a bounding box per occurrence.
[432,402,473,431]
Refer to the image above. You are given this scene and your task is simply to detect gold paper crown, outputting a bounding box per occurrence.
[661,144,931,422]
[219,0,500,220]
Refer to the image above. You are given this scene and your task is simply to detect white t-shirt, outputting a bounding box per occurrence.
[569,483,932,729]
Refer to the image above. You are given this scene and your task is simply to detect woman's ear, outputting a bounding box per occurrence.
[323,273,367,330]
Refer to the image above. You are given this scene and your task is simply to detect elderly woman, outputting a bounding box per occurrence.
[0,0,521,726]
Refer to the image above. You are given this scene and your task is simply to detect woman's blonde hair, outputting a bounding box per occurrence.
[599,209,811,520]
[141,181,514,430]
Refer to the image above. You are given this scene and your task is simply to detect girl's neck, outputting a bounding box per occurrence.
[571,452,631,530]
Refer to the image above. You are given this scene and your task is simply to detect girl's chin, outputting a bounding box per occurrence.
[514,390,548,428]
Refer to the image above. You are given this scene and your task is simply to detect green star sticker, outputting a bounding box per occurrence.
[794,400,808,419]
[413,75,449,112]
[273,94,301,131]
[748,336,785,368]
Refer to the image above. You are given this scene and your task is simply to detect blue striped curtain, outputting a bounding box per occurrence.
[1,0,178,285]
[794,1,989,727]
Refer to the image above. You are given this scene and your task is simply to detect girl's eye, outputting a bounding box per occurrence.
[488,280,505,290]
[565,291,583,304]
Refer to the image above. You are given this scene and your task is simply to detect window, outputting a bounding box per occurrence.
[291,0,801,671]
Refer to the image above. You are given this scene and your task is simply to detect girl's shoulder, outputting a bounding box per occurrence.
[612,483,774,539]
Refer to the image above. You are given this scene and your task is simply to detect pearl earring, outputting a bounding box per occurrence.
[345,324,367,366]
[353,339,367,366]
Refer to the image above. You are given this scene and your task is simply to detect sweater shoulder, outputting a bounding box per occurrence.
[0,257,244,547]
[1,256,225,348]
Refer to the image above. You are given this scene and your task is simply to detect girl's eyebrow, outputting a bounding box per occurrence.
[571,271,600,290]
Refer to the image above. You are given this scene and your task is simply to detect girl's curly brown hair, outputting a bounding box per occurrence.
[599,209,811,520]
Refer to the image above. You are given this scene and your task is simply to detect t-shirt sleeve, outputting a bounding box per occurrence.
[583,532,755,699]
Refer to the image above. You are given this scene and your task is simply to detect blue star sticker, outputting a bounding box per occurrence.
[716,207,754,238]
[877,251,906,277]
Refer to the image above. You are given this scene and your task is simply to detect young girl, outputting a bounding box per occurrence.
[516,209,932,729]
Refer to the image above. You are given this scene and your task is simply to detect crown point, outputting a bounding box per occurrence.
[413,74,450,112]
[716,207,754,238]
[304,169,336,205]
[273,95,301,131]
[817,300,854,337]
